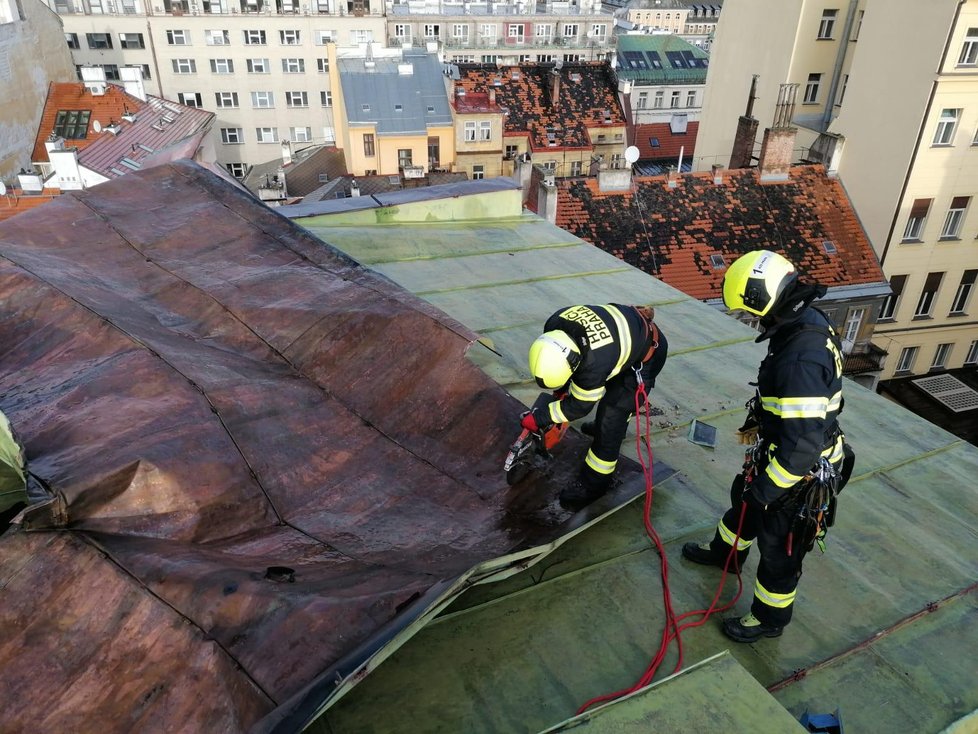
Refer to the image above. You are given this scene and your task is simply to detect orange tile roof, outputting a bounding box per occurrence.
[634,121,699,161]
[32,82,131,162]
[455,62,625,152]
[554,165,886,299]
[0,190,61,223]
[452,92,504,114]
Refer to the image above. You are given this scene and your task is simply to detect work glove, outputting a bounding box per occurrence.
[735,425,759,445]
[520,411,542,433]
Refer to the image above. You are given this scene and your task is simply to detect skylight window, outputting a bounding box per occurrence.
[710,254,725,269]
[823,240,837,254]
[53,110,91,139]
[650,137,660,147]
[362,104,370,111]
[394,104,403,111]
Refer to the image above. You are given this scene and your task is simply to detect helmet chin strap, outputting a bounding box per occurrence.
[757,282,827,341]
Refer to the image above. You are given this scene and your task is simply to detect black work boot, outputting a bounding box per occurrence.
[559,473,610,509]
[580,421,595,437]
[721,613,784,643]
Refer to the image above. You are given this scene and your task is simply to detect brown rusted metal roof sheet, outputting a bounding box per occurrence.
[0,161,650,731]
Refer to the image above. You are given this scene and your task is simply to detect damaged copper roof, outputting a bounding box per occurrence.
[0,162,651,731]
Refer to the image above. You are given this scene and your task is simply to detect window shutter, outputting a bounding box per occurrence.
[889,274,907,297]
[924,272,944,292]
[951,196,971,209]
[910,198,931,218]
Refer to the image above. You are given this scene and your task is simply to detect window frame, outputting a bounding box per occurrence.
[964,339,978,365]
[255,126,279,143]
[363,133,375,157]
[205,29,230,46]
[934,108,960,146]
[251,91,275,108]
[210,58,234,74]
[804,72,822,104]
[220,127,244,144]
[931,343,953,371]
[177,92,202,107]
[940,197,969,239]
[958,27,978,66]
[86,32,112,49]
[280,29,301,45]
[166,29,190,46]
[282,58,305,73]
[286,91,308,108]
[903,199,931,241]
[895,346,919,374]
[950,269,977,314]
[172,58,197,74]
[914,272,945,319]
[320,90,332,107]
[247,58,270,73]
[119,32,144,49]
[243,29,267,45]
[817,9,837,40]
[215,91,239,108]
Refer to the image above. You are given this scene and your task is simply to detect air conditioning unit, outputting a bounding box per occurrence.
[86,82,107,95]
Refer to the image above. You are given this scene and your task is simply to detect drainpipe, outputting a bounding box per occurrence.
[821,0,859,131]
[147,18,165,97]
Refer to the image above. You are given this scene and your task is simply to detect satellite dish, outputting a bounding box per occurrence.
[93,119,103,133]
[0,182,5,196]
[624,146,640,164]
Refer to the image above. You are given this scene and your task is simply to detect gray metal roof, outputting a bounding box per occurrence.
[338,51,453,135]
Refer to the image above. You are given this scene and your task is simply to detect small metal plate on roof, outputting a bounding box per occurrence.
[912,374,978,412]
[687,419,717,448]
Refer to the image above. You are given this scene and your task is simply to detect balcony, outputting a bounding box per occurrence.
[843,342,887,376]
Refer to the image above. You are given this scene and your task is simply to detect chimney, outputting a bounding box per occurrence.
[550,68,561,107]
[711,164,724,185]
[119,66,147,102]
[45,135,66,154]
[488,88,496,105]
[666,168,680,189]
[729,75,759,169]
[350,179,361,197]
[758,127,796,181]
[758,83,800,181]
[598,168,632,192]
[281,140,293,166]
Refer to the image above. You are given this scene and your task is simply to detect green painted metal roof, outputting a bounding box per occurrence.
[291,188,978,733]
[616,34,710,84]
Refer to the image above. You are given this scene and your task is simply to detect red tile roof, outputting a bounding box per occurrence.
[452,92,504,114]
[454,62,625,152]
[635,121,699,161]
[0,190,61,223]
[32,82,214,180]
[554,165,886,299]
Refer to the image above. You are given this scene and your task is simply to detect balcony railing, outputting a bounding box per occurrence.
[843,342,887,375]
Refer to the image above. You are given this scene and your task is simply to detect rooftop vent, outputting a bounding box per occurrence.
[912,374,978,413]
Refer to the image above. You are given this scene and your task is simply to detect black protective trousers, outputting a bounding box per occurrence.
[708,473,810,628]
[581,340,668,490]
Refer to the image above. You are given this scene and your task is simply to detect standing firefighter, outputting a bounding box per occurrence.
[682,250,854,642]
[521,304,668,507]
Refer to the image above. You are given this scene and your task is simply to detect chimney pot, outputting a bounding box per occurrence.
[711,164,724,184]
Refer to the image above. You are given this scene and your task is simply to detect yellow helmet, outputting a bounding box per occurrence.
[722,250,797,317]
[528,330,581,389]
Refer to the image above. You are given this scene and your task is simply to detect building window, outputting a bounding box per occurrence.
[210,59,234,74]
[914,272,944,319]
[317,58,329,73]
[86,33,112,49]
[280,29,301,45]
[934,108,960,145]
[880,274,907,321]
[52,110,90,139]
[363,133,375,157]
[836,74,848,106]
[251,91,274,108]
[965,340,978,365]
[101,64,120,81]
[428,136,440,167]
[535,54,551,63]
[505,144,519,159]
[841,307,864,352]
[591,23,607,39]
[472,164,484,180]
[479,121,491,141]
[286,91,308,107]
[464,121,476,142]
[205,29,229,45]
[119,32,144,49]
[226,162,247,178]
[480,23,495,40]
[166,29,189,45]
[817,9,837,39]
[950,269,977,314]
[508,24,525,41]
[243,30,266,45]
[291,126,312,142]
[398,148,413,168]
[804,73,822,103]
[172,59,197,74]
[394,23,410,41]
[256,127,279,143]
[321,90,332,107]
[903,198,931,241]
[686,90,696,107]
[128,64,151,80]
[570,160,582,176]
[424,23,440,38]
[536,24,552,40]
[282,58,305,73]
[351,29,374,44]
[563,23,578,37]
[66,33,80,49]
[852,9,864,40]
[895,346,919,373]
[215,91,239,108]
[931,343,953,371]
[958,28,978,66]
[941,196,969,239]
[453,24,469,40]
[177,92,202,107]
[654,90,663,108]
[247,58,270,73]
[221,127,243,144]
[315,30,335,45]
[636,91,648,109]
[670,91,680,108]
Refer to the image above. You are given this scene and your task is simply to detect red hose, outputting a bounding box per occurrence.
[575,381,748,715]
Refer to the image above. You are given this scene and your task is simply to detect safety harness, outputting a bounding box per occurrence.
[633,306,660,365]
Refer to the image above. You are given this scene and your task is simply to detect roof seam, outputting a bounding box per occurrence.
[360,241,583,265]
[415,267,634,296]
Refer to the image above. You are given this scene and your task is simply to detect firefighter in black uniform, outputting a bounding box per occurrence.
[682,250,850,642]
[521,304,668,507]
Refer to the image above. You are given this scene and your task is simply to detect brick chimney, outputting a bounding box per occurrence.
[729,75,759,169]
[666,168,680,189]
[489,88,496,106]
[758,127,796,181]
[550,68,561,107]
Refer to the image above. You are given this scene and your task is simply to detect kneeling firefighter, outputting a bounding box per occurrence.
[522,304,668,507]
[682,250,855,643]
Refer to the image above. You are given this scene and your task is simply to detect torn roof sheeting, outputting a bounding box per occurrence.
[0,161,642,730]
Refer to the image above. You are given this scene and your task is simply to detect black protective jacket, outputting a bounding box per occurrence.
[540,304,661,425]
[751,307,845,505]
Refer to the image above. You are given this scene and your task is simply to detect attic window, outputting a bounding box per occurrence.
[318,173,329,182]
[493,77,502,86]
[650,137,660,147]
[362,104,370,111]
[569,72,582,82]
[427,105,435,112]
[53,110,91,139]
[394,104,403,112]
[710,254,726,269]
[511,71,521,80]
[822,240,837,254]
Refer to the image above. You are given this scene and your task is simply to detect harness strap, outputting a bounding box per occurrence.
[633,306,660,363]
